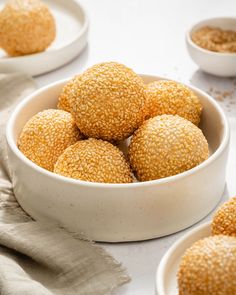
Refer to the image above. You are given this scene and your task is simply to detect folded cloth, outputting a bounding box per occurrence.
[0,73,130,295]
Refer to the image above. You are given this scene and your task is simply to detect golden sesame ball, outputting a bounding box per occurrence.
[18,109,82,171]
[71,62,147,141]
[145,80,202,125]
[57,75,80,113]
[0,0,56,56]
[54,138,133,183]
[128,114,209,181]
[212,197,236,237]
[178,235,236,295]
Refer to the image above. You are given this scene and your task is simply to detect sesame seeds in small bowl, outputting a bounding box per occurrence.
[186,17,236,77]
[6,62,229,242]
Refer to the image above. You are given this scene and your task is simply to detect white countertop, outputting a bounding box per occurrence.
[36,0,236,293]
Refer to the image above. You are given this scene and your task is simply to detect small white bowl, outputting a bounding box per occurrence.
[186,17,236,77]
[6,75,229,242]
[156,222,211,295]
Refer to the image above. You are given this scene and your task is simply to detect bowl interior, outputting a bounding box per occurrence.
[9,75,227,182]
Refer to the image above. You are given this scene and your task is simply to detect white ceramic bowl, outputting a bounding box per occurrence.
[6,75,229,242]
[156,222,211,295]
[186,17,236,77]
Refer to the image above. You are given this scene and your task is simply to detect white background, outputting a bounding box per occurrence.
[36,0,236,294]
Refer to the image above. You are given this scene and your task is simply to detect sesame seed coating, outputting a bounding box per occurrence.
[178,235,236,295]
[145,80,202,125]
[57,75,80,113]
[71,62,147,141]
[212,197,236,237]
[128,114,209,181]
[18,109,82,171]
[54,138,132,183]
[0,0,56,56]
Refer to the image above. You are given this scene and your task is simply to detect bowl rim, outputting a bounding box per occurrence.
[6,74,230,189]
[186,16,236,57]
[156,221,211,295]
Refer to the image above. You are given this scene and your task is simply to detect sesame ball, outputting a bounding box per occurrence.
[212,197,236,237]
[128,114,209,181]
[71,62,147,141]
[18,109,82,171]
[54,138,133,183]
[57,75,80,113]
[0,0,56,56]
[145,80,202,125]
[178,235,236,295]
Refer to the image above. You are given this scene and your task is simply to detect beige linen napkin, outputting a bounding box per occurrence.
[0,73,130,295]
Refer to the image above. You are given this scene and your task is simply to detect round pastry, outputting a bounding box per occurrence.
[18,109,82,171]
[212,196,236,237]
[57,75,80,113]
[178,235,236,295]
[54,138,133,183]
[145,80,202,125]
[71,62,147,141]
[0,0,56,56]
[128,114,209,181]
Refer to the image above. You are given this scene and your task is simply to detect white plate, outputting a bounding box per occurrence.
[0,0,88,76]
[156,222,211,295]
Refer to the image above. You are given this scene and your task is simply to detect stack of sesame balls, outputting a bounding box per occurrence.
[18,62,209,184]
[178,197,236,295]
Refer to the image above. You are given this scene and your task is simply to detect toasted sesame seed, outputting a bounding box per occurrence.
[192,26,236,53]
[145,80,202,125]
[0,0,56,56]
[178,235,236,295]
[212,197,236,237]
[71,62,148,141]
[18,109,82,171]
[54,138,133,183]
[128,114,209,181]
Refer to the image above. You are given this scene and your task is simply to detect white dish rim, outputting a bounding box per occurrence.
[156,221,211,295]
[6,75,230,188]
